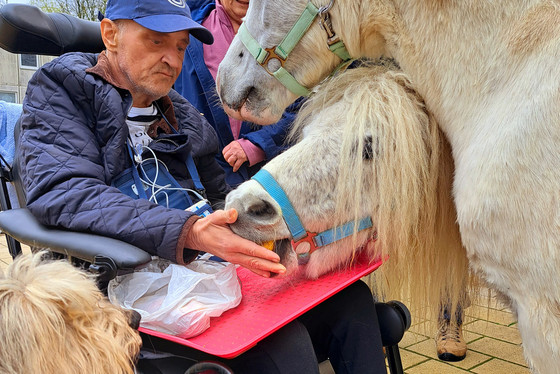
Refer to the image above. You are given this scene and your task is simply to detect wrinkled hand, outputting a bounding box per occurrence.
[185,209,286,277]
[223,141,248,172]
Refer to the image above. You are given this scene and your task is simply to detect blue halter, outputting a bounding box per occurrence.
[252,169,374,263]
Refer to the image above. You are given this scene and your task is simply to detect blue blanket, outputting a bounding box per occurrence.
[0,100,22,165]
[0,100,23,208]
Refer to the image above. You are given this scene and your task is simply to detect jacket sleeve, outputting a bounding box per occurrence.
[17,57,196,262]
[241,98,304,160]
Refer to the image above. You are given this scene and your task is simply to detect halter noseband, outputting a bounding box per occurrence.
[252,169,374,264]
[238,0,353,97]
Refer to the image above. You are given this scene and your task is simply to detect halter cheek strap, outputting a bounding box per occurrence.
[238,20,314,97]
[238,0,353,97]
[252,169,374,263]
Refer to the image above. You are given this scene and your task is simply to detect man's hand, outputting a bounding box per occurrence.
[222,141,248,172]
[185,209,286,277]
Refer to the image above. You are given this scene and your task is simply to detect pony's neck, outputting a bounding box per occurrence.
[341,0,538,146]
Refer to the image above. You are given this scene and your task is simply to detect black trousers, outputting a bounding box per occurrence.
[224,280,386,374]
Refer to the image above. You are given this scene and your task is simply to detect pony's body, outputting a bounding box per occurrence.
[218,1,560,371]
[226,64,468,324]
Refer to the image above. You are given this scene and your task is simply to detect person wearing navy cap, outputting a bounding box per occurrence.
[17,0,287,294]
[18,0,287,280]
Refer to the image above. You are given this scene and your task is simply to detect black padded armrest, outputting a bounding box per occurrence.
[0,3,104,55]
[0,208,151,269]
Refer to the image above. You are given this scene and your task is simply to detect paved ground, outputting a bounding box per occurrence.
[0,238,529,373]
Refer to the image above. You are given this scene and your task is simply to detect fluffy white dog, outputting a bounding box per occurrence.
[0,252,142,374]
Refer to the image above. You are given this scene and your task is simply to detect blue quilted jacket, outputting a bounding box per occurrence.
[17,52,230,262]
[175,0,302,187]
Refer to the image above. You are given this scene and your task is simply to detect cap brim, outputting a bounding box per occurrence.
[134,15,214,44]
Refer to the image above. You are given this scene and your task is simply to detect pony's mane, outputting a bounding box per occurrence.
[0,252,141,374]
[292,63,472,318]
[288,59,400,142]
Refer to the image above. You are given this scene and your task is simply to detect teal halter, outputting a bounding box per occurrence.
[238,0,353,97]
[252,169,375,264]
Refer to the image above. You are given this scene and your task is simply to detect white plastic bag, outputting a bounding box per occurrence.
[108,258,242,338]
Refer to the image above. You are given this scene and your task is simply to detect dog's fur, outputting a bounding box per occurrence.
[0,252,141,374]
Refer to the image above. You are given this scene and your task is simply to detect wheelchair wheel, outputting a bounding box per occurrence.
[184,361,234,374]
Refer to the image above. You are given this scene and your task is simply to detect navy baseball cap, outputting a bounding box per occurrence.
[102,0,213,44]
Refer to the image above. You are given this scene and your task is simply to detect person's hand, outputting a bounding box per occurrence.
[222,141,248,172]
[185,209,286,277]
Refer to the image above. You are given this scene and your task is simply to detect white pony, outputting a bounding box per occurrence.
[225,63,469,322]
[217,1,560,372]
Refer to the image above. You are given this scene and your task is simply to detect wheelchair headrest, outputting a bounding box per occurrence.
[0,4,104,56]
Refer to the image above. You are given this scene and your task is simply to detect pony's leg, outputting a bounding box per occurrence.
[505,290,560,374]
[461,216,560,374]
[459,213,560,374]
[466,248,560,373]
[452,112,560,373]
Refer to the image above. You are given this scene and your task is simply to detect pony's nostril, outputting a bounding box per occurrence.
[246,86,256,98]
[247,199,276,218]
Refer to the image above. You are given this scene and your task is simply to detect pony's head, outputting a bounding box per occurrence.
[217,0,391,124]
[225,73,378,277]
[226,63,458,285]
[0,252,142,374]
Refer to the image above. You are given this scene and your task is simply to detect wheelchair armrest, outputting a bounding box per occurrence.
[0,208,151,269]
[0,3,104,56]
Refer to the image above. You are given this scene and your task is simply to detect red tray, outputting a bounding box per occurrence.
[139,255,382,358]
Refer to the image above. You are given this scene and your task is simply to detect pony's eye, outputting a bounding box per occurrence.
[363,135,376,160]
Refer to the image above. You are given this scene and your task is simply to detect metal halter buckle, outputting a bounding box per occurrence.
[318,10,341,46]
[292,232,319,256]
[259,47,287,76]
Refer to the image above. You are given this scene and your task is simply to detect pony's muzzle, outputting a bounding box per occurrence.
[225,183,289,241]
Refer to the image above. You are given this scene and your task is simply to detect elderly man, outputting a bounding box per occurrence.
[16,0,283,278]
[16,1,388,373]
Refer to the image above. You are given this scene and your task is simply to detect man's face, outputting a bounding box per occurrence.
[115,20,190,106]
[221,0,249,25]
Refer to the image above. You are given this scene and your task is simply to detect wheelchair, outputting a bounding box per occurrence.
[0,4,411,373]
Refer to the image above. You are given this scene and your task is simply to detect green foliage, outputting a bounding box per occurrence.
[30,0,107,21]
